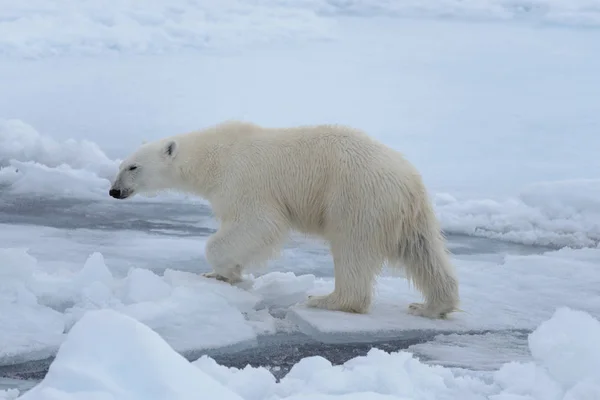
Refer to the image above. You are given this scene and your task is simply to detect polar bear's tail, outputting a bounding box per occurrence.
[396,199,460,318]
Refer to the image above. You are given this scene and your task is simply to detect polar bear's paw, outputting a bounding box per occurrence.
[408,302,453,319]
[306,293,369,314]
[202,271,242,284]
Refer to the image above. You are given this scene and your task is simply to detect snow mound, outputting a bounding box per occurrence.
[436,179,600,248]
[18,309,243,400]
[0,119,117,179]
[62,253,264,354]
[0,248,266,366]
[528,307,600,390]
[0,119,117,199]
[493,312,600,400]
[0,161,113,199]
[0,119,192,202]
[13,307,600,400]
[0,248,64,365]
[0,390,18,400]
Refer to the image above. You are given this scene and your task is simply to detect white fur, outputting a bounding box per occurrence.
[110,121,460,318]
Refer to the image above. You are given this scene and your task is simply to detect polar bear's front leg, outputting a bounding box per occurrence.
[202,266,243,284]
[203,230,247,284]
[203,215,289,284]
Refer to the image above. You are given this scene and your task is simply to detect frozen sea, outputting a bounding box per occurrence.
[0,194,539,386]
[1,1,600,399]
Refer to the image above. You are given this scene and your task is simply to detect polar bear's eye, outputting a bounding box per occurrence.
[128,165,138,171]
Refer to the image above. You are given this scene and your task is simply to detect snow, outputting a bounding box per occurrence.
[1,245,599,367]
[0,390,18,400]
[17,309,243,400]
[0,249,64,366]
[435,180,600,248]
[0,249,263,360]
[0,119,116,179]
[1,0,599,59]
[289,249,600,341]
[1,0,600,398]
[527,307,600,390]
[6,307,600,400]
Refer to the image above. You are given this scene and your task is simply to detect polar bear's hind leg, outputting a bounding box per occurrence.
[400,222,460,319]
[306,241,382,314]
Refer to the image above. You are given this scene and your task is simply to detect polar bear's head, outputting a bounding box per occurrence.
[109,139,178,200]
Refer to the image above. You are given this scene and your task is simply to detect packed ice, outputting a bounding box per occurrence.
[1,244,599,363]
[5,307,600,400]
[2,0,600,398]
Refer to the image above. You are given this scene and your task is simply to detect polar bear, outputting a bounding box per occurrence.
[109,121,459,318]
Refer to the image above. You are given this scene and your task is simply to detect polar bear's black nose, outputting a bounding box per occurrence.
[109,188,121,198]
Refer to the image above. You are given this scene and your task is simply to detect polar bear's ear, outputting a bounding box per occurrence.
[163,141,178,159]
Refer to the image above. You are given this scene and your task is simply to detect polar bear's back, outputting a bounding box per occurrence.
[222,122,417,180]
[191,121,425,237]
[235,122,422,193]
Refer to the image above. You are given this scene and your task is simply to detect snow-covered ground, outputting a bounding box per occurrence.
[1,1,600,399]
[5,307,600,400]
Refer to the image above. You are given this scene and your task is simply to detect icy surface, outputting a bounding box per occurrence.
[2,0,600,59]
[0,389,18,400]
[0,249,64,366]
[18,309,243,400]
[0,249,263,362]
[8,307,600,400]
[289,249,600,340]
[1,0,599,397]
[435,179,600,248]
[1,245,599,366]
[406,331,531,370]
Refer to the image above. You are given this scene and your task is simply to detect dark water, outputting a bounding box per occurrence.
[0,195,542,390]
[0,333,433,382]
